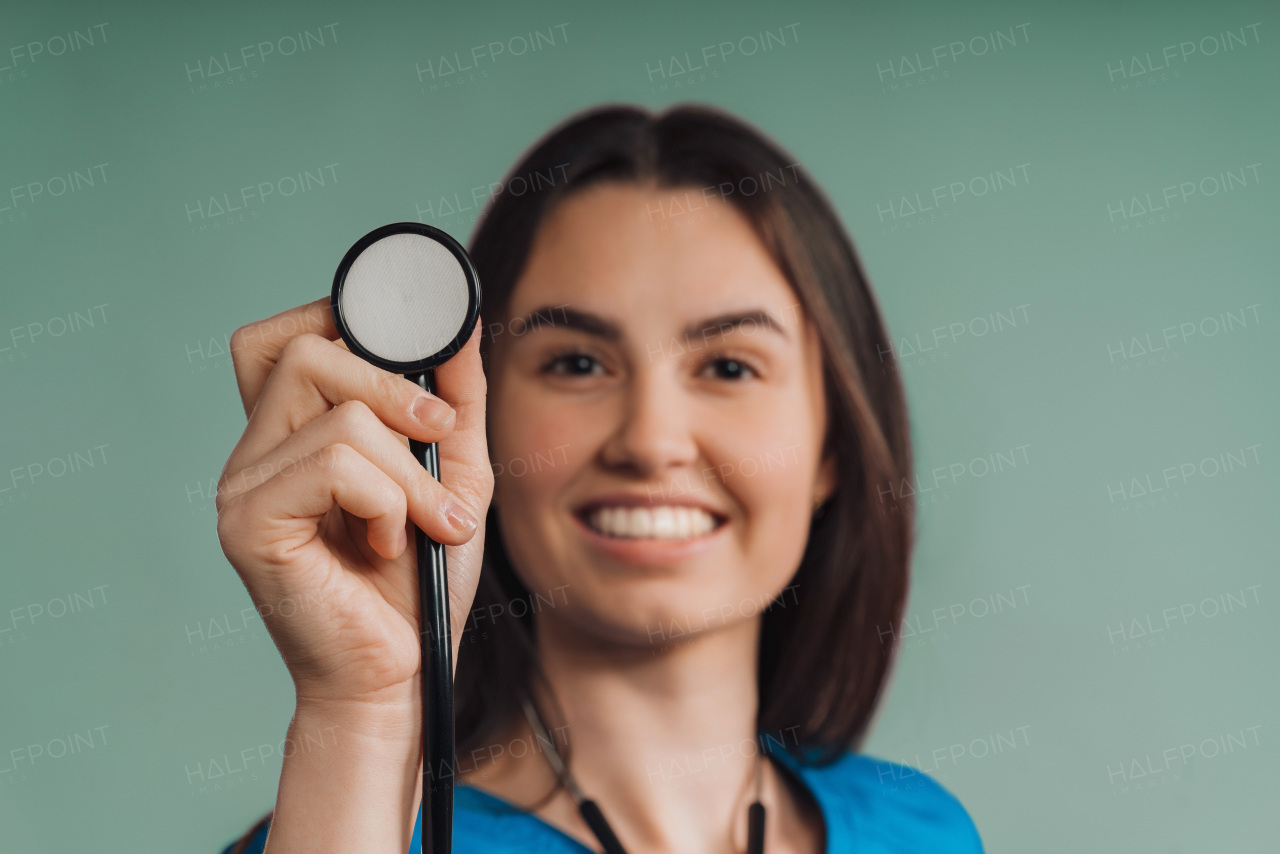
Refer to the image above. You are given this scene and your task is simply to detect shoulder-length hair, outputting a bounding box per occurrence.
[458,102,914,768]
[228,102,914,851]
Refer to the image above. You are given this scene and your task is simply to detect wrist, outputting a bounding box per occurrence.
[292,693,419,746]
[266,698,422,853]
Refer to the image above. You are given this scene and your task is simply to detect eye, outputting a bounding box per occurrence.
[698,354,760,381]
[540,347,605,377]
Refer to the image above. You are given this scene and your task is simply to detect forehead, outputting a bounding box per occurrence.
[508,182,801,326]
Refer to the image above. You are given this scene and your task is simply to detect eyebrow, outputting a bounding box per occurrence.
[511,305,791,345]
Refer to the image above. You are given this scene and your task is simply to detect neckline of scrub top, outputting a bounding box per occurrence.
[450,744,845,854]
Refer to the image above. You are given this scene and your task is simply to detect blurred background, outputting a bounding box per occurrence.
[1,0,1276,850]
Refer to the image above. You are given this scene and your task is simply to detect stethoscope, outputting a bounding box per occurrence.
[330,222,481,854]
[330,222,768,854]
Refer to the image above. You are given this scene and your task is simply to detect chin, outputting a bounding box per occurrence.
[546,575,768,656]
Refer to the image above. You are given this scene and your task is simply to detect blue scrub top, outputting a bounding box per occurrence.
[222,746,982,853]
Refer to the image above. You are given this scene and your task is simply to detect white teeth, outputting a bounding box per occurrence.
[586,505,718,539]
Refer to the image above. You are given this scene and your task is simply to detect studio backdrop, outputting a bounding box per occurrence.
[1,0,1276,851]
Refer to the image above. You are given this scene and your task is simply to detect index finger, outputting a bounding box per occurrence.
[230,296,343,419]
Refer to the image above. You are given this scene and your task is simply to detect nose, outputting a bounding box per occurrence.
[598,366,700,477]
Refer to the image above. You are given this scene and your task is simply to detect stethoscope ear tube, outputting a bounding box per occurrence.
[410,368,453,854]
[578,800,627,854]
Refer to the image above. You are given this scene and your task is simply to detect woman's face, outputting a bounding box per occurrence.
[487,181,835,649]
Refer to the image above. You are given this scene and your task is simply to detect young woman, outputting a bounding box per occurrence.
[216,103,983,853]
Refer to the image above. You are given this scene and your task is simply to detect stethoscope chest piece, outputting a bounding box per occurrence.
[331,222,480,374]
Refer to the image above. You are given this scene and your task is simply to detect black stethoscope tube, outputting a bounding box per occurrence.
[410,368,453,854]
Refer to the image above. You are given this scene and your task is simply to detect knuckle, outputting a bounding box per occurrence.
[332,398,376,436]
[214,471,244,515]
[366,467,404,513]
[387,484,408,515]
[229,326,260,385]
[215,492,242,541]
[228,324,256,363]
[318,442,354,472]
[414,467,443,501]
[474,467,496,500]
[459,461,495,493]
[373,369,411,406]
[279,331,323,367]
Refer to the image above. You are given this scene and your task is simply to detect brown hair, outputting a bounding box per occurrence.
[227,102,914,850]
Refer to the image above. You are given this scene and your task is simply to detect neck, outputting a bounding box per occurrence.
[540,614,766,852]
[512,615,772,852]
[539,610,763,765]
[459,611,825,853]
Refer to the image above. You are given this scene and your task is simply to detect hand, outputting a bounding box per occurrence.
[215,296,494,717]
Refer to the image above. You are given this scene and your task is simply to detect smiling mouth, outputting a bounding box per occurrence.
[576,505,727,540]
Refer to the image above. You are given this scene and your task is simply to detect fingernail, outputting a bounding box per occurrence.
[413,396,455,431]
[444,501,478,534]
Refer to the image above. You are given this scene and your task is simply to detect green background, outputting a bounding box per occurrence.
[1,0,1276,851]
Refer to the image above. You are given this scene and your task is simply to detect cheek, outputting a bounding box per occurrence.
[490,438,566,600]
[489,384,597,583]
[711,405,815,507]
[491,384,578,500]
[707,406,818,572]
